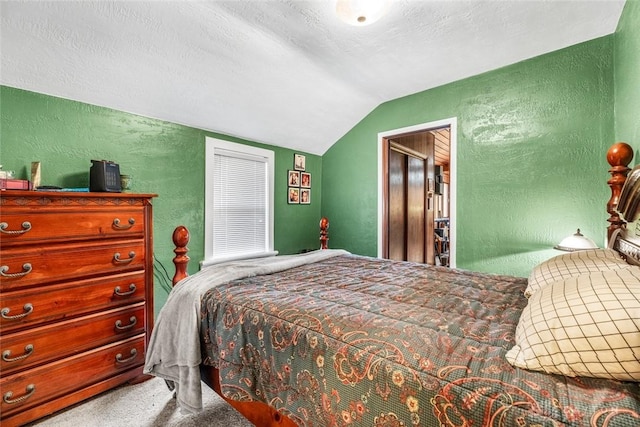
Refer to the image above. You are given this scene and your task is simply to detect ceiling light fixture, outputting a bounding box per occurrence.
[335,0,391,26]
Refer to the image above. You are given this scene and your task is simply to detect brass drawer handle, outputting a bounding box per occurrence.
[112,218,135,230]
[113,252,135,264]
[115,316,137,331]
[115,348,137,364]
[1,303,34,320]
[0,263,33,278]
[0,221,32,235]
[3,384,36,405]
[113,283,136,297]
[2,344,34,363]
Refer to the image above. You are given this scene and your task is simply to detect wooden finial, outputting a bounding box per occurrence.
[172,225,190,286]
[319,217,329,249]
[606,142,634,241]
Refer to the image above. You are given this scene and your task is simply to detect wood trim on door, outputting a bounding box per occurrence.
[382,137,390,259]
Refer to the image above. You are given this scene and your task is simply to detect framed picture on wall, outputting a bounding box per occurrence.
[288,187,300,204]
[301,172,311,188]
[300,188,310,204]
[288,170,300,187]
[294,153,306,171]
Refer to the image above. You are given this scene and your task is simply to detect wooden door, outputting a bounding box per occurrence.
[388,149,407,260]
[384,134,435,264]
[406,156,426,262]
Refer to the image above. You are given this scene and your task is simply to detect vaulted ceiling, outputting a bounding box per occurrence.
[0,1,625,155]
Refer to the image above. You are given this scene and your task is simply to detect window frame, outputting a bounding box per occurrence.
[203,137,276,267]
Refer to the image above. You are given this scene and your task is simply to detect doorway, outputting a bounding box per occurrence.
[377,118,456,267]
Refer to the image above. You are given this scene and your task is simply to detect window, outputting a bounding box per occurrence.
[204,137,276,266]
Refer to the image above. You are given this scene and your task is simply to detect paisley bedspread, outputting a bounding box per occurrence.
[200,254,640,426]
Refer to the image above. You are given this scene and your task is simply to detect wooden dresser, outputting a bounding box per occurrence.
[0,191,156,426]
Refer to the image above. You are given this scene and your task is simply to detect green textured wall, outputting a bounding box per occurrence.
[322,37,615,277]
[615,0,640,156]
[0,87,322,313]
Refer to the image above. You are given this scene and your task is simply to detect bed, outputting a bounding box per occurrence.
[144,142,640,426]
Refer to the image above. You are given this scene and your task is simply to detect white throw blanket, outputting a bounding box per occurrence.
[143,249,349,413]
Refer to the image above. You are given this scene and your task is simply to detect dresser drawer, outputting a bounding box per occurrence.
[0,271,146,333]
[0,335,145,419]
[1,304,146,376]
[0,239,146,291]
[0,209,146,248]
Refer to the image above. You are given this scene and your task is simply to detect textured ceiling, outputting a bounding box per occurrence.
[0,1,625,155]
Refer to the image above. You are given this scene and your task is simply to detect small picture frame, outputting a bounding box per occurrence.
[294,153,306,171]
[288,187,300,204]
[288,170,300,187]
[300,188,311,204]
[300,172,311,188]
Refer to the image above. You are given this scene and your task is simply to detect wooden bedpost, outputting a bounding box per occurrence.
[606,142,634,241]
[172,225,190,286]
[320,217,329,249]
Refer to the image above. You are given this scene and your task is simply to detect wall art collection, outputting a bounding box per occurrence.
[288,154,311,204]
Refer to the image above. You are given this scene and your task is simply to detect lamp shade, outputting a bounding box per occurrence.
[335,0,390,26]
[554,229,598,251]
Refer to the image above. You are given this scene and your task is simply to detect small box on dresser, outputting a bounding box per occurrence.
[0,191,157,427]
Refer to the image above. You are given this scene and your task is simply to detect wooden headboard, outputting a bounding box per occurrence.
[607,142,640,266]
[170,217,331,286]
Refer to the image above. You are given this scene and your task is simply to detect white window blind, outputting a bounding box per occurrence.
[213,151,266,257]
[204,138,276,266]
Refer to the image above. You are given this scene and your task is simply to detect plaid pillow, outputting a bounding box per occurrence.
[525,249,631,298]
[506,268,640,381]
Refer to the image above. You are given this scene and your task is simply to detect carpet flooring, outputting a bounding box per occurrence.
[25,377,253,427]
